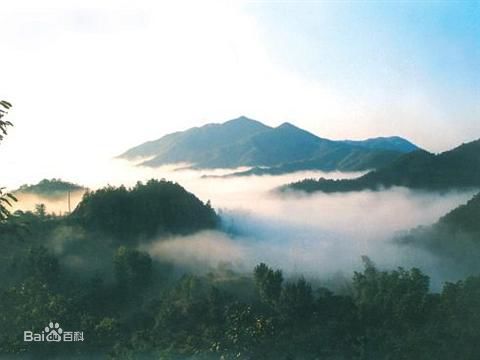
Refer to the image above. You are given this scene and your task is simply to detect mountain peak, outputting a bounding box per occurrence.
[235,115,252,121]
[277,122,297,129]
[222,116,270,129]
[227,115,256,123]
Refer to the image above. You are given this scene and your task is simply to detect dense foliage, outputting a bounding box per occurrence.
[72,179,218,241]
[2,224,480,360]
[285,139,480,193]
[0,180,479,358]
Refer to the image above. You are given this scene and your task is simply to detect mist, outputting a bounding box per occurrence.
[10,160,477,287]
[11,190,85,215]
[129,165,477,288]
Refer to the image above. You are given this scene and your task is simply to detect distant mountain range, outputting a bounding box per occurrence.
[285,139,480,193]
[119,116,420,172]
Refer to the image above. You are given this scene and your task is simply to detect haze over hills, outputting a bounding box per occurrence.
[13,178,86,198]
[285,139,480,193]
[397,192,480,276]
[210,147,404,177]
[119,116,420,172]
[342,136,419,153]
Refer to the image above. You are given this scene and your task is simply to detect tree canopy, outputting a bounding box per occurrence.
[71,179,218,242]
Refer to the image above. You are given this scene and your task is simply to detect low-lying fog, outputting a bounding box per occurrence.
[11,191,85,215]
[9,159,478,287]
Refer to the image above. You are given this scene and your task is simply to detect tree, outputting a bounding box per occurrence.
[280,277,314,319]
[352,257,431,359]
[0,100,12,141]
[0,100,16,221]
[0,188,16,221]
[253,263,283,306]
[34,203,47,217]
[21,246,60,284]
[113,246,152,291]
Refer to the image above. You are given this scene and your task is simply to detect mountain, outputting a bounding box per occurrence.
[119,116,420,171]
[121,116,271,165]
[285,139,480,193]
[14,178,86,198]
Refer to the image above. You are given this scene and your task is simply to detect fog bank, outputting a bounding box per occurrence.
[138,166,477,286]
[10,161,477,287]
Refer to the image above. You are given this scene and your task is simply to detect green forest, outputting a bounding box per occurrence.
[0,180,479,359]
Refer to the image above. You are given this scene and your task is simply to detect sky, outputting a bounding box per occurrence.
[0,0,479,186]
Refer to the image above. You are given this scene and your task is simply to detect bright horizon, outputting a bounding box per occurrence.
[0,0,479,187]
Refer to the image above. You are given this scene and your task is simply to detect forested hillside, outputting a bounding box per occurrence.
[14,179,86,198]
[285,139,480,193]
[398,192,480,276]
[72,179,218,241]
[1,181,480,359]
[2,242,480,360]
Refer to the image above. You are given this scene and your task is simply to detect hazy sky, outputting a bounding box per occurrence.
[0,0,479,182]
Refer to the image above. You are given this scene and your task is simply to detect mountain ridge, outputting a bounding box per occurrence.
[284,139,480,193]
[119,116,421,172]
